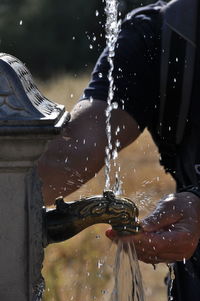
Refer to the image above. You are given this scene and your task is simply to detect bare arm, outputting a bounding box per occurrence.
[38,99,141,205]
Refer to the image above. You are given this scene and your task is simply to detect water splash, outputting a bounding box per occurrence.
[110,241,145,301]
[104,0,121,191]
[168,264,175,301]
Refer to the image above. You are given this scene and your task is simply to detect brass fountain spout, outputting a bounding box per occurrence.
[44,190,140,246]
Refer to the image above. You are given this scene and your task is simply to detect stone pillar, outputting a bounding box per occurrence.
[0,53,69,301]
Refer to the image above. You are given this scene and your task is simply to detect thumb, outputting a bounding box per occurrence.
[142,208,181,232]
[105,228,118,240]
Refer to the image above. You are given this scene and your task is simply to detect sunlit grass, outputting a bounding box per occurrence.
[37,74,175,301]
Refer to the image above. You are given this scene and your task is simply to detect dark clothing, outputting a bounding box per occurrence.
[82,1,163,132]
[81,1,200,300]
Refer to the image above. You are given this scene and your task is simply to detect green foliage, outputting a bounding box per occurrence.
[0,0,162,78]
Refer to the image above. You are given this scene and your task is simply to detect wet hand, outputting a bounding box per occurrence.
[106,192,200,264]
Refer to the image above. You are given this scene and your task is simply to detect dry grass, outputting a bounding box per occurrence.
[37,74,175,301]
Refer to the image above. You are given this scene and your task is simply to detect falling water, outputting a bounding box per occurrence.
[104,1,145,301]
[168,264,175,301]
[110,241,145,301]
[104,0,121,191]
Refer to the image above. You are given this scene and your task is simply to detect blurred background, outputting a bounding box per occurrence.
[0,0,169,78]
[1,0,173,300]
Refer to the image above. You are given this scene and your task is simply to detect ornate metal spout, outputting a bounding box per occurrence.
[44,190,140,245]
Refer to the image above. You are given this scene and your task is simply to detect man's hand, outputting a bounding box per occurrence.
[106,192,200,264]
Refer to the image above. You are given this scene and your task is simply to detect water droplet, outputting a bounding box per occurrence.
[98,72,103,78]
[116,139,120,147]
[97,259,104,269]
[89,96,94,103]
[96,10,99,17]
[115,126,120,135]
[112,102,118,109]
[105,146,110,155]
[89,44,93,49]
[112,149,118,159]
[127,13,131,20]
[19,20,23,26]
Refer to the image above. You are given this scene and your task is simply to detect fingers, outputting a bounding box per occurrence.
[142,213,180,232]
[105,227,197,264]
[133,231,193,263]
[142,199,181,233]
[105,228,118,240]
[105,191,200,265]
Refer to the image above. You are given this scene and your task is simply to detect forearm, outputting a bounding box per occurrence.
[38,102,107,205]
[38,131,105,205]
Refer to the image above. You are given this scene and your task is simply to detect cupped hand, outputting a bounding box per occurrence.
[106,192,200,264]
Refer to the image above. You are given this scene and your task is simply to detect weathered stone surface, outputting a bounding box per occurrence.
[0,53,68,300]
[0,53,70,132]
[0,142,46,301]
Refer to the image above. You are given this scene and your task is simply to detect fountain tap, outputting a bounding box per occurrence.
[44,190,141,246]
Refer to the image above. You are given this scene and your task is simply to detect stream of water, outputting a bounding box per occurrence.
[104,1,145,300]
[104,0,121,193]
[110,241,145,301]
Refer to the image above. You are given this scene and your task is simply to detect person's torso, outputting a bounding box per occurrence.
[135,1,200,190]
